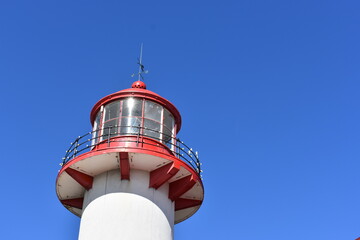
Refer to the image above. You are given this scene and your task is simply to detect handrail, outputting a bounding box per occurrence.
[61,125,202,176]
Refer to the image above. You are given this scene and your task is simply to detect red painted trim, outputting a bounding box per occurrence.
[65,168,93,190]
[89,88,182,133]
[58,147,202,187]
[119,152,130,180]
[61,198,84,209]
[169,175,197,201]
[56,146,205,221]
[92,136,174,156]
[175,198,202,211]
[149,162,180,189]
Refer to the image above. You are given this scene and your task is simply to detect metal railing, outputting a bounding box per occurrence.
[61,125,202,175]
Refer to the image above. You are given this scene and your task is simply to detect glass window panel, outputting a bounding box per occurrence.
[103,119,118,138]
[144,119,161,140]
[120,117,141,135]
[104,101,120,121]
[163,109,174,137]
[95,111,101,126]
[144,100,162,122]
[92,111,102,144]
[162,125,172,143]
[122,98,142,117]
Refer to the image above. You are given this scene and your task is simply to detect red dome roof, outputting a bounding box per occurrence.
[131,80,147,89]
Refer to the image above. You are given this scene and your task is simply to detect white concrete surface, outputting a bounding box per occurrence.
[78,169,174,240]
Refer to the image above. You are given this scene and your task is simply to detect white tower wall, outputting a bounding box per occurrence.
[78,169,174,240]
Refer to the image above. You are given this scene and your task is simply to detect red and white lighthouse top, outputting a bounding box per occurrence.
[57,79,204,224]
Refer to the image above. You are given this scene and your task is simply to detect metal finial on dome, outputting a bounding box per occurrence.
[132,80,147,89]
[131,43,148,84]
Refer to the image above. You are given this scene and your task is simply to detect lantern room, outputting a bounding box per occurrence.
[89,80,181,151]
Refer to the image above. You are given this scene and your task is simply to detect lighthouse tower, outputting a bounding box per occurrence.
[56,79,204,240]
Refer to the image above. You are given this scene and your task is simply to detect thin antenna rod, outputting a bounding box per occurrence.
[131,43,148,81]
[138,43,143,81]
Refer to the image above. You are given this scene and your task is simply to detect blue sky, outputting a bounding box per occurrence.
[0,0,359,239]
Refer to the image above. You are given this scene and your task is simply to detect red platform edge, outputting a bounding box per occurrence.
[58,141,203,214]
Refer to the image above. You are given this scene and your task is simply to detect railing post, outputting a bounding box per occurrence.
[136,125,140,147]
[195,151,201,174]
[107,126,111,147]
[73,138,79,159]
[176,139,180,159]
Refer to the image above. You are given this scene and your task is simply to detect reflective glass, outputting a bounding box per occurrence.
[163,109,174,142]
[93,111,102,144]
[122,98,142,117]
[144,119,160,140]
[120,117,141,135]
[103,119,118,138]
[95,111,101,127]
[163,125,172,142]
[144,100,162,122]
[104,101,120,121]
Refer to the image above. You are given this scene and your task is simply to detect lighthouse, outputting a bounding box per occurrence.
[55,75,204,239]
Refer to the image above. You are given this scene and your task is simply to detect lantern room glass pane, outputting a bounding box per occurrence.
[144,100,162,122]
[144,119,161,140]
[92,111,102,144]
[95,111,101,127]
[104,101,120,121]
[163,108,174,142]
[103,119,118,139]
[120,117,141,135]
[122,98,142,117]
